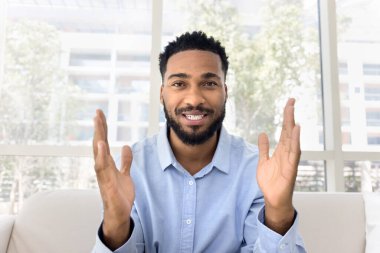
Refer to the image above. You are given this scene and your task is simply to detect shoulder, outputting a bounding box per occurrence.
[228,132,260,178]
[223,132,262,202]
[218,129,259,175]
[131,134,158,155]
[129,134,160,171]
[228,131,259,157]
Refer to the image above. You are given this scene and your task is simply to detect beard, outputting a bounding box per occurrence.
[163,101,226,146]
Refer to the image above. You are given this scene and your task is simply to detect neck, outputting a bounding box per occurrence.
[168,127,220,175]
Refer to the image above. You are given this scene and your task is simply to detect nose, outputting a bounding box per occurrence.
[183,85,205,106]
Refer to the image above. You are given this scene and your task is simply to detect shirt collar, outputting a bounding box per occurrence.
[157,124,232,174]
[211,126,231,174]
[157,125,176,171]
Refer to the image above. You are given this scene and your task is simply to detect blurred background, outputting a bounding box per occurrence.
[0,0,379,214]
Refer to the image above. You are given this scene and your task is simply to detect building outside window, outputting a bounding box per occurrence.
[0,0,380,214]
[363,64,380,76]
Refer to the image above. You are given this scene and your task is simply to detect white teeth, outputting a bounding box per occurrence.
[186,115,204,120]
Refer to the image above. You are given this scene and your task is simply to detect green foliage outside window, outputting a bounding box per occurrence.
[185,0,320,144]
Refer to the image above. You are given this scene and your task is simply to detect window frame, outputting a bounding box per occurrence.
[0,0,379,192]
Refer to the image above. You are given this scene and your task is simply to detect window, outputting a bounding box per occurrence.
[118,101,132,121]
[116,53,150,68]
[296,161,326,192]
[76,100,108,120]
[0,156,95,214]
[339,62,348,75]
[363,64,380,76]
[342,132,352,145]
[65,125,94,142]
[1,0,380,214]
[337,0,380,155]
[368,135,380,145]
[70,75,109,93]
[340,83,349,100]
[341,107,350,126]
[0,0,153,214]
[163,0,324,190]
[115,76,150,94]
[365,85,380,101]
[69,52,111,67]
[344,161,380,192]
[117,126,132,142]
[366,110,380,126]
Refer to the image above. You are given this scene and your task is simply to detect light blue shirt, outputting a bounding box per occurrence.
[93,126,306,253]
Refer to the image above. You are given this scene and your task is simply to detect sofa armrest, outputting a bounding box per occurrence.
[6,190,102,253]
[0,215,15,253]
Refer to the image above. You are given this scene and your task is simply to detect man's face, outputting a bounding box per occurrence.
[160,50,227,145]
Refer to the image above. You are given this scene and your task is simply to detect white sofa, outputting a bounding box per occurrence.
[0,190,365,253]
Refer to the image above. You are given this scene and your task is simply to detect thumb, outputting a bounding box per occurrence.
[120,145,133,175]
[258,133,270,163]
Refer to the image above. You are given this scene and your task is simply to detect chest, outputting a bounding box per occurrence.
[133,170,255,252]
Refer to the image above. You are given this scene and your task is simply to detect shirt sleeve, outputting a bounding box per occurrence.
[241,203,307,253]
[91,206,145,253]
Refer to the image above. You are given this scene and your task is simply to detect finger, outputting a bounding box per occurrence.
[94,140,109,182]
[279,98,296,145]
[98,109,111,155]
[93,109,110,157]
[120,145,133,176]
[93,112,106,158]
[97,109,108,135]
[258,133,270,163]
[288,125,301,166]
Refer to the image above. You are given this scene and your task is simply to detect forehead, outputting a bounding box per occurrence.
[165,50,223,78]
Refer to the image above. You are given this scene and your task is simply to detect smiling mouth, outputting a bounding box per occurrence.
[184,114,206,121]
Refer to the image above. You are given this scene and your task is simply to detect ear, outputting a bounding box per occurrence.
[160,85,164,104]
[224,83,228,100]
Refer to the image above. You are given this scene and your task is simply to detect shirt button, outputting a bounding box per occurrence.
[186,219,192,225]
[188,180,194,185]
[279,243,288,250]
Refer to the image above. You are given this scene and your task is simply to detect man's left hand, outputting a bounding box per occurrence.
[256,98,301,235]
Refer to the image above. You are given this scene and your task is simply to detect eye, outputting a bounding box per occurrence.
[171,81,185,88]
[202,81,218,88]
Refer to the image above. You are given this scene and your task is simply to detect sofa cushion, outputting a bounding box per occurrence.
[0,215,15,253]
[363,193,380,253]
[7,189,102,253]
[293,192,365,253]
[4,190,366,253]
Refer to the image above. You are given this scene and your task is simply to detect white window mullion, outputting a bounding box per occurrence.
[301,151,335,161]
[0,144,91,157]
[0,0,7,98]
[108,48,118,142]
[319,0,344,191]
[148,0,163,136]
[342,152,380,161]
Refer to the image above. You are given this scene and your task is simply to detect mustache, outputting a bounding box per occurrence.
[175,105,214,115]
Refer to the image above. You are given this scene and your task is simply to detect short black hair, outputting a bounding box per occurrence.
[159,31,229,81]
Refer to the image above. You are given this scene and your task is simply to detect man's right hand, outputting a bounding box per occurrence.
[93,109,135,250]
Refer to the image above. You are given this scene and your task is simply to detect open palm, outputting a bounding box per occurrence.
[256,98,301,210]
[93,109,135,249]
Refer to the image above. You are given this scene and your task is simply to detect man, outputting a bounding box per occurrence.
[92,31,306,252]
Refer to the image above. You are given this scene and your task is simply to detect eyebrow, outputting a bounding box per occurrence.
[167,72,221,81]
[167,73,189,80]
[201,72,221,80]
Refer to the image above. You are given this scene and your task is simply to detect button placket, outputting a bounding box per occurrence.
[279,242,289,251]
[180,176,197,252]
